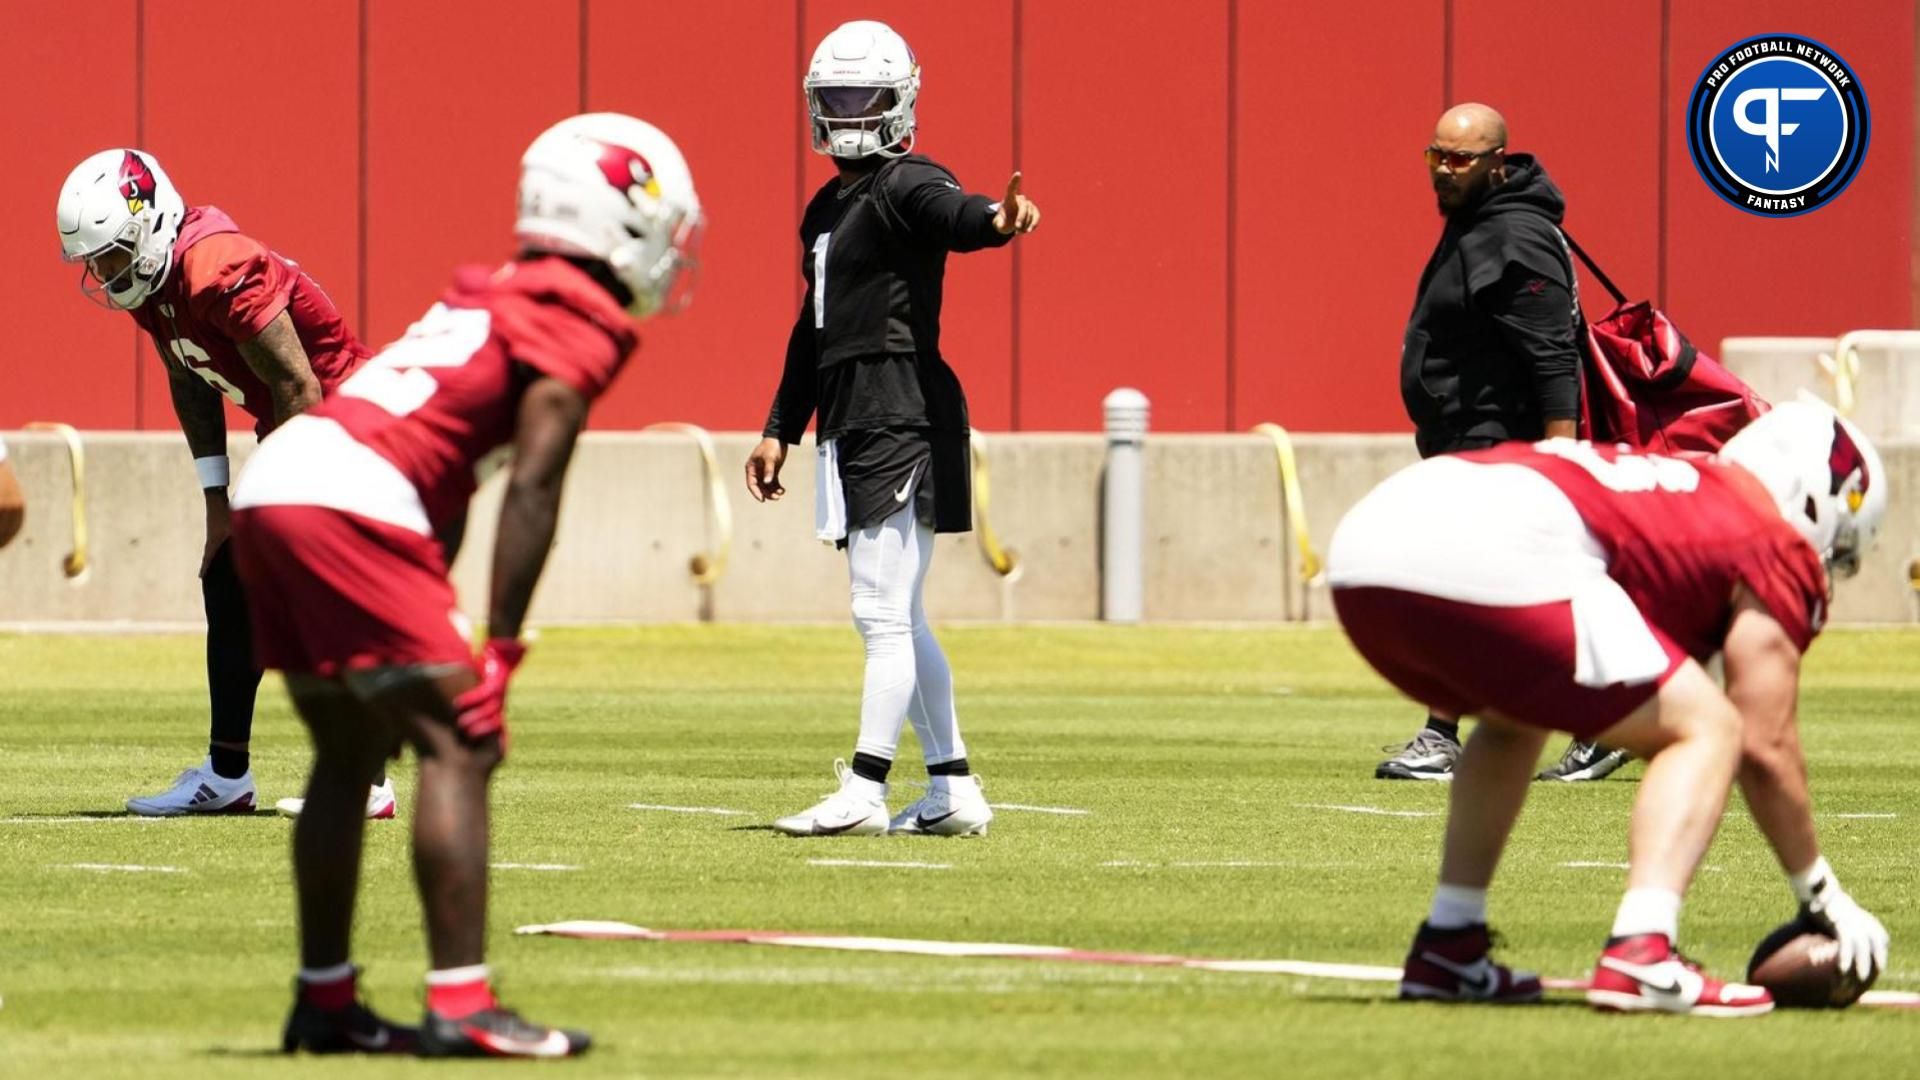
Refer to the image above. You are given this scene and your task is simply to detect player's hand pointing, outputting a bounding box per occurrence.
[993,172,1040,236]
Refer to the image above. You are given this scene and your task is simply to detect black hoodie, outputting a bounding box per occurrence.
[1399,153,1582,458]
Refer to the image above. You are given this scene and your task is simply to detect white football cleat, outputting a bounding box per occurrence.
[888,775,992,836]
[126,757,256,817]
[773,760,889,837]
[274,778,399,820]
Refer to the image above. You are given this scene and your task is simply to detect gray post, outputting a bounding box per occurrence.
[1102,387,1149,622]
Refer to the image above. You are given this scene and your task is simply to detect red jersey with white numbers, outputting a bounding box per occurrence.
[1457,441,1830,657]
[312,257,637,532]
[129,206,368,435]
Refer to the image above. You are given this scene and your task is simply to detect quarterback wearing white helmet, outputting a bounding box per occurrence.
[231,112,699,1059]
[805,19,921,159]
[748,21,1040,839]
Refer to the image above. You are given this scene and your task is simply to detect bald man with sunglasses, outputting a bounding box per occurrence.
[1377,103,1623,784]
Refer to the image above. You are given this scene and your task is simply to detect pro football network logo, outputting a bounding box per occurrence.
[1686,34,1869,217]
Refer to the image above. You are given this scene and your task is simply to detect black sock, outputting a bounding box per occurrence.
[927,757,971,777]
[210,744,250,780]
[1424,715,1460,740]
[850,752,892,784]
[203,541,265,753]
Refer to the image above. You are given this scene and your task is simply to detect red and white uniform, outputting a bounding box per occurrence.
[1328,440,1827,737]
[228,258,637,677]
[130,206,368,435]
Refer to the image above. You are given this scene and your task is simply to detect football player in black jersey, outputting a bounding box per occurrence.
[746,19,1038,838]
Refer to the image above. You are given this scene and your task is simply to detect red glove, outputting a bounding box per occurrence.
[452,637,528,743]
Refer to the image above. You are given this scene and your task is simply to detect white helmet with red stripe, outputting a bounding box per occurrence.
[515,113,704,319]
[1718,399,1886,578]
[55,148,186,310]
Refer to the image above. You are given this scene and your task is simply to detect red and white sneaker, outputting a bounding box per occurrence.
[1399,922,1543,1003]
[1588,933,1773,1017]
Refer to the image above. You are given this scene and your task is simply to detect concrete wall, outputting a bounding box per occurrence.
[1,430,1914,626]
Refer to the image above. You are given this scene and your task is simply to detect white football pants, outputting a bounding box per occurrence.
[847,496,966,768]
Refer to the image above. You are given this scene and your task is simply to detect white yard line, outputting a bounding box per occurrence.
[807,858,951,870]
[1295,804,1437,818]
[1830,813,1897,820]
[988,803,1092,816]
[1560,861,1631,870]
[61,863,187,874]
[0,816,169,825]
[627,803,751,816]
[491,863,583,872]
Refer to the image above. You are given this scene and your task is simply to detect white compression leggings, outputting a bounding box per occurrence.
[847,499,966,768]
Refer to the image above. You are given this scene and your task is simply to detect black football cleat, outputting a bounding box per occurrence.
[1535,741,1632,783]
[282,994,419,1055]
[418,1006,592,1059]
[1375,726,1462,781]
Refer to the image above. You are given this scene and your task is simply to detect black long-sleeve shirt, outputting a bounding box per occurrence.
[763,154,1011,445]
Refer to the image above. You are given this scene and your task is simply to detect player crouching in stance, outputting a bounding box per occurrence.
[1328,404,1890,1017]
[231,113,702,1057]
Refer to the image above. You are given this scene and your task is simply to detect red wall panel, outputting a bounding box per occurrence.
[1452,0,1662,320]
[0,2,140,429]
[4,2,1916,435]
[800,2,1018,433]
[585,0,797,431]
[139,0,361,434]
[1665,3,1914,350]
[1232,2,1444,433]
[364,0,580,350]
[1018,0,1231,431]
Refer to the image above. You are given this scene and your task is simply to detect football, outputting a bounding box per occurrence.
[1746,921,1875,1008]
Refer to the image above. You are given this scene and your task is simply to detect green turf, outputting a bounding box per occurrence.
[0,624,1915,1077]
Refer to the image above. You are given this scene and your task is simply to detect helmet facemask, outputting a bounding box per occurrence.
[808,83,915,159]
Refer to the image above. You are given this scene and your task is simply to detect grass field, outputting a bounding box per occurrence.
[1,624,1916,1078]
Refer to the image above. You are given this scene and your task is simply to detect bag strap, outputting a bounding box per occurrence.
[1560,229,1629,307]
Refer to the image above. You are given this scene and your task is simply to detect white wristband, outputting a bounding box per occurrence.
[194,455,230,490]
[0,436,9,463]
[1790,856,1835,905]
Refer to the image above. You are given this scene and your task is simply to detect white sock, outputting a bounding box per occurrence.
[1428,884,1488,930]
[848,510,920,763]
[904,519,966,766]
[299,961,354,985]
[1610,888,1681,940]
[931,774,980,798]
[425,963,490,985]
[843,772,888,802]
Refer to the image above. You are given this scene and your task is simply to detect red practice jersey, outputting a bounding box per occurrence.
[130,206,368,435]
[1459,441,1830,657]
[314,257,637,533]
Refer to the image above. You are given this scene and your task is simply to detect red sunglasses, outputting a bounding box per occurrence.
[1425,145,1503,171]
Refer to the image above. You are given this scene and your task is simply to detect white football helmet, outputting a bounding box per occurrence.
[805,20,919,159]
[56,148,185,310]
[1718,399,1887,578]
[515,112,704,319]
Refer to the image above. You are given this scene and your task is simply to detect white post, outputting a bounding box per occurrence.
[1102,388,1149,623]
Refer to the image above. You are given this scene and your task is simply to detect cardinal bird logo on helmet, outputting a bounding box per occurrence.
[592,141,662,206]
[119,151,158,215]
[1828,417,1870,513]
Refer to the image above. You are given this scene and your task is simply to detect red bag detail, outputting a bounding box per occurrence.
[1577,301,1768,454]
